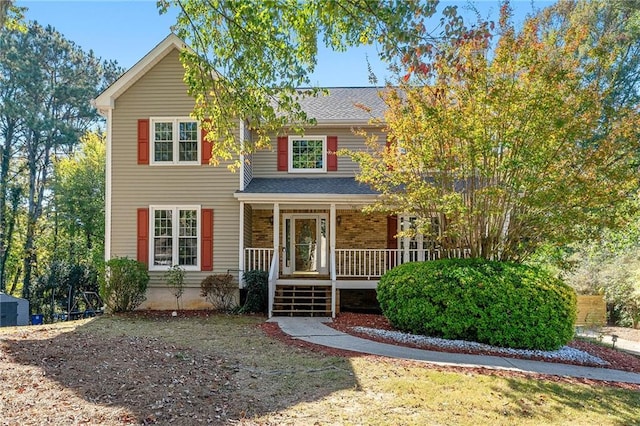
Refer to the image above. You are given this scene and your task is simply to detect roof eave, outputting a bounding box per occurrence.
[311,119,385,127]
[233,192,378,204]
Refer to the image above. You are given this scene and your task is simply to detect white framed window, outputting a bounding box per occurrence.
[150,206,200,270]
[288,135,326,173]
[150,118,199,165]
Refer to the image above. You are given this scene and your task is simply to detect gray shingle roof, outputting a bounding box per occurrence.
[295,87,388,122]
[240,177,378,195]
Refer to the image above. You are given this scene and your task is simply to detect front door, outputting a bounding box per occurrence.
[283,214,328,275]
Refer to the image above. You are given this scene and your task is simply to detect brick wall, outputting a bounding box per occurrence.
[251,210,273,248]
[250,208,390,249]
[335,210,388,249]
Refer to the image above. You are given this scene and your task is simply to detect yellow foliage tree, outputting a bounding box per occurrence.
[349,5,639,261]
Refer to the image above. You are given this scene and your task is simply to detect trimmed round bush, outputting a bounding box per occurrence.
[100,257,149,313]
[377,258,577,350]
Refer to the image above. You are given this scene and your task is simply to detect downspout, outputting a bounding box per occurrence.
[238,118,246,286]
[238,201,245,287]
[239,118,246,191]
[103,107,112,261]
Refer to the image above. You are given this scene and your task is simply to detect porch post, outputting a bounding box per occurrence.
[267,203,280,318]
[273,203,280,275]
[330,204,336,270]
[330,204,336,318]
[238,201,245,285]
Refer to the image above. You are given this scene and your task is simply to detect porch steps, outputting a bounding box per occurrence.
[272,284,331,317]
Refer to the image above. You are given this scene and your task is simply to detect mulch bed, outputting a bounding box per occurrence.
[261,312,640,391]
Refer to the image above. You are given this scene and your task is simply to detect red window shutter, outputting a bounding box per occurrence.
[327,136,338,171]
[137,119,149,165]
[387,215,398,268]
[201,119,213,165]
[201,208,214,271]
[387,215,398,249]
[277,136,288,171]
[137,208,149,266]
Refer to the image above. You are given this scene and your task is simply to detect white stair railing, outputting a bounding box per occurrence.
[267,250,278,318]
[330,248,337,318]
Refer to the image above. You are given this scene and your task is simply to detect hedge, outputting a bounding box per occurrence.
[377,258,577,350]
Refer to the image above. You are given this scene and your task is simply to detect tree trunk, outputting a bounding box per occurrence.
[21,224,36,302]
[21,134,51,302]
[0,187,20,290]
[0,120,17,291]
[8,265,21,295]
[21,152,38,301]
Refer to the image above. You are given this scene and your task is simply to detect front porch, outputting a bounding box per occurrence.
[244,243,470,318]
[234,178,470,317]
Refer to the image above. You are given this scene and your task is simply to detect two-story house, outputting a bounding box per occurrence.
[94,34,460,317]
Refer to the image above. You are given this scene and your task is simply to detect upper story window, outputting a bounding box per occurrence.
[289,136,327,173]
[151,118,199,165]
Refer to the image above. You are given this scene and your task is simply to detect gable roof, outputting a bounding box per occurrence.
[295,87,388,125]
[93,34,389,123]
[93,34,187,112]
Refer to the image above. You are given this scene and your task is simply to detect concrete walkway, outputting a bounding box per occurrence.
[270,317,640,385]
[576,329,640,357]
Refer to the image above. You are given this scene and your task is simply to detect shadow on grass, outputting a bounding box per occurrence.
[493,378,640,424]
[0,314,358,424]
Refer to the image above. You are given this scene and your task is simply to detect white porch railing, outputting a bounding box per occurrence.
[246,247,471,281]
[399,248,472,263]
[335,249,398,279]
[267,250,278,318]
[245,248,274,272]
[335,248,471,279]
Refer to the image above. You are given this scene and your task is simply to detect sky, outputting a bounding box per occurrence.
[18,0,553,87]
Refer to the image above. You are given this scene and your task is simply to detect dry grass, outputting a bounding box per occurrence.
[1,313,639,425]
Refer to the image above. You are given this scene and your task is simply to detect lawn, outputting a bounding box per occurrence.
[1,313,638,425]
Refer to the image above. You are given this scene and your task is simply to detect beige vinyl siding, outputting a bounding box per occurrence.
[251,128,384,178]
[110,48,241,288]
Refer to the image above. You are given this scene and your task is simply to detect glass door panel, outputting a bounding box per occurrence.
[282,214,329,275]
[294,218,317,272]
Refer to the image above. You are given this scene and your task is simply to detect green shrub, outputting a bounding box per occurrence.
[164,265,185,310]
[377,258,577,350]
[239,269,268,314]
[100,257,149,313]
[200,273,236,311]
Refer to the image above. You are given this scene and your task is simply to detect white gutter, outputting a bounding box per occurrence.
[233,192,377,203]
[238,201,245,285]
[309,119,384,127]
